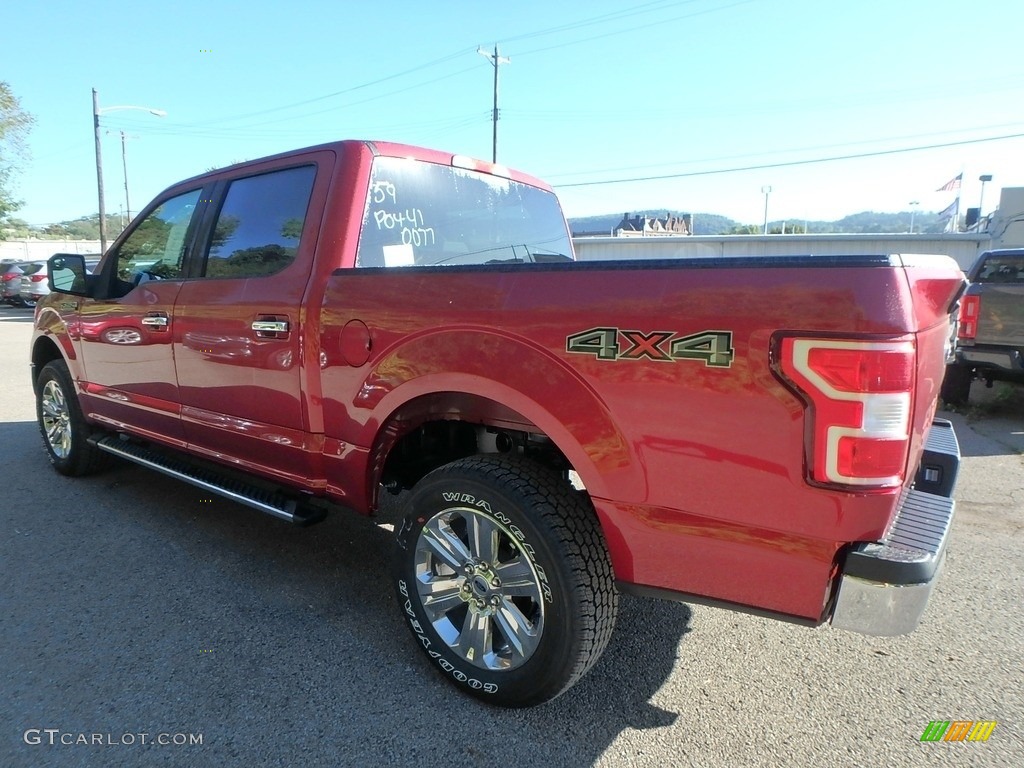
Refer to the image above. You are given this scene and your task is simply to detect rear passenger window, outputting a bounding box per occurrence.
[354,157,573,268]
[976,257,1023,283]
[202,165,316,278]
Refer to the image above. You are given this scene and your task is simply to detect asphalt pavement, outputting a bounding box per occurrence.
[1,304,1021,767]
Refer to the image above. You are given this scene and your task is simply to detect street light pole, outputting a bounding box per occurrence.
[761,185,772,234]
[92,89,167,253]
[477,45,510,163]
[909,200,919,234]
[978,174,993,226]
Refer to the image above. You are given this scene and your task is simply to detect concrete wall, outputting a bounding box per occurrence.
[572,233,991,271]
[0,240,100,263]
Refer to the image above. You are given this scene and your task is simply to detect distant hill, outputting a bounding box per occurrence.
[826,210,945,234]
[10,208,950,243]
[4,213,127,241]
[570,209,948,236]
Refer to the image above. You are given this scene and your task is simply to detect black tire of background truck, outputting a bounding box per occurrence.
[940,364,973,406]
[393,454,618,707]
[35,360,112,476]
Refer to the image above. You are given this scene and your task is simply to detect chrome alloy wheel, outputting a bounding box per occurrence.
[414,506,545,671]
[40,379,72,459]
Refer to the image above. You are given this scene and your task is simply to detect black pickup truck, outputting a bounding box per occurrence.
[942,248,1024,404]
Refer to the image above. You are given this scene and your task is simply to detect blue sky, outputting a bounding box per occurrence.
[4,0,1024,227]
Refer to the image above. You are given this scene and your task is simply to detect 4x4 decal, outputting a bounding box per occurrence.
[566,327,734,368]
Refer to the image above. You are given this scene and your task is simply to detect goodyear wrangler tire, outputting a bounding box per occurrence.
[393,455,618,707]
[35,360,111,477]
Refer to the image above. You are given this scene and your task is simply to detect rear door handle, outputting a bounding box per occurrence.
[251,320,290,333]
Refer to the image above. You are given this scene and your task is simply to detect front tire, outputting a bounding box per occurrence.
[35,360,110,476]
[393,455,618,707]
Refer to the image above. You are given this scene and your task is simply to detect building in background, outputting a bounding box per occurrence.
[614,212,691,237]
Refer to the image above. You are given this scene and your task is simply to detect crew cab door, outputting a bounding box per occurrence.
[171,154,332,485]
[75,187,207,445]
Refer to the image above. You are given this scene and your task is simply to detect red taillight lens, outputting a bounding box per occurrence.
[781,338,915,488]
[957,295,980,340]
[1,274,17,282]
[805,346,914,393]
[837,437,907,478]
[30,274,47,282]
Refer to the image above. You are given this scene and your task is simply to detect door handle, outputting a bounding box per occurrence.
[141,314,169,328]
[251,320,290,333]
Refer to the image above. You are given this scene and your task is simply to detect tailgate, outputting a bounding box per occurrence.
[975,283,1024,346]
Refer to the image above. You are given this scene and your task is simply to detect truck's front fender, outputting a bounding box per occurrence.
[31,304,80,389]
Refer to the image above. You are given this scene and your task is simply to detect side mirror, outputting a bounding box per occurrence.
[48,254,89,296]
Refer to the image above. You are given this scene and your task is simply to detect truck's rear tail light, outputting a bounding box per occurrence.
[957,295,980,340]
[780,338,915,488]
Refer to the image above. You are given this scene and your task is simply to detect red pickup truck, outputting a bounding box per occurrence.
[32,140,965,707]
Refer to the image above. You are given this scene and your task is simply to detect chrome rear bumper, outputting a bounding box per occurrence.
[831,420,959,637]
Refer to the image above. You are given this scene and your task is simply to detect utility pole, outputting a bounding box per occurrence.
[93,88,108,253]
[118,130,142,221]
[91,89,165,252]
[761,185,772,234]
[121,131,131,221]
[478,45,510,163]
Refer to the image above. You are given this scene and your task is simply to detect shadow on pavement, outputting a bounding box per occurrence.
[939,383,1024,458]
[2,426,693,767]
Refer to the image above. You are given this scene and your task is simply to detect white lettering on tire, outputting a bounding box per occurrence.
[434,492,553,603]
[398,579,498,695]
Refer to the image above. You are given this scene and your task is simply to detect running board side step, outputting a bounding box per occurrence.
[92,435,326,526]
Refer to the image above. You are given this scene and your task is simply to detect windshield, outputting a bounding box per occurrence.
[355,156,573,268]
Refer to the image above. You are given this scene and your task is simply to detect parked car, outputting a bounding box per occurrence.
[2,261,25,305]
[941,248,1024,404]
[18,261,50,307]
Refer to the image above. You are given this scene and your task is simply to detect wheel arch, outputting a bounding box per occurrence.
[30,334,70,392]
[362,369,639,509]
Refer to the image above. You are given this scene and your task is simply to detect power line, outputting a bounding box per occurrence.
[113,65,481,138]
[501,73,1024,125]
[169,47,478,129]
[498,0,698,44]
[553,131,1024,188]
[116,3,741,134]
[545,121,1024,180]
[514,0,756,58]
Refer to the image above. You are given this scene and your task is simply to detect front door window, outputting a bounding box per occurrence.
[116,189,202,282]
